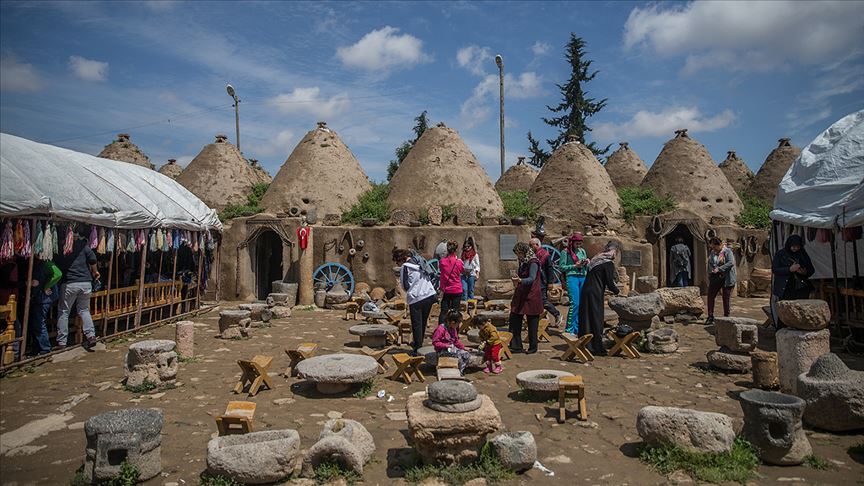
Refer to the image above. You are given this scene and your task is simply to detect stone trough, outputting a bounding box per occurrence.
[295,354,378,394]
[516,369,575,394]
[84,408,164,483]
[348,324,396,348]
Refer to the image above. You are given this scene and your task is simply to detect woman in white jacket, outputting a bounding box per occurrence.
[393,248,438,355]
[460,238,480,301]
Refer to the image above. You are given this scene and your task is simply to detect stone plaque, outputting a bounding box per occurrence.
[621,250,642,267]
[500,234,517,261]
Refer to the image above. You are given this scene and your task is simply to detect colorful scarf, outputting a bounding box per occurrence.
[587,248,616,272]
[34,222,44,257]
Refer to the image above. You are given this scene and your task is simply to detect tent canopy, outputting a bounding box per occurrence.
[0,133,222,231]
[770,110,864,229]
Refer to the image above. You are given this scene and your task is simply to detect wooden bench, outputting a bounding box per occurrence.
[284,343,318,377]
[391,353,425,384]
[560,333,594,363]
[216,401,257,435]
[558,375,587,423]
[360,345,393,373]
[234,355,274,396]
[607,331,642,359]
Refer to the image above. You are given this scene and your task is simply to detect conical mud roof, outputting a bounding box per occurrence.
[748,138,801,204]
[528,137,622,228]
[718,150,754,193]
[641,129,743,223]
[388,123,504,216]
[98,133,154,169]
[157,158,183,179]
[176,134,258,210]
[248,159,272,185]
[604,142,648,188]
[495,156,538,192]
[260,122,371,217]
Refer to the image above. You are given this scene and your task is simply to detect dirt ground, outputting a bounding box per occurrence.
[1,296,862,486]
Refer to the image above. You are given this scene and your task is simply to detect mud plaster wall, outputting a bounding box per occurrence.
[216,218,655,301]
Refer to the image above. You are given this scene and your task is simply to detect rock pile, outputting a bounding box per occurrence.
[608,292,664,331]
[739,390,811,465]
[774,299,831,394]
[636,406,735,453]
[83,408,163,483]
[707,317,759,373]
[797,353,864,432]
[207,430,301,484]
[238,302,273,325]
[124,340,178,388]
[302,419,375,476]
[219,309,253,339]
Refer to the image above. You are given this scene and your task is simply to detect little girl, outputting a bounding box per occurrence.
[431,310,471,375]
[478,317,503,374]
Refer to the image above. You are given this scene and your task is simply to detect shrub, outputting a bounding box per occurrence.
[404,442,514,485]
[218,182,270,221]
[618,187,676,223]
[341,183,391,224]
[638,437,759,483]
[314,460,362,485]
[736,192,772,229]
[499,190,539,222]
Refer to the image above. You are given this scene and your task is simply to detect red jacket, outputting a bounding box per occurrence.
[437,255,464,295]
[431,324,465,352]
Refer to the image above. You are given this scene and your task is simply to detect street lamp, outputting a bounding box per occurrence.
[226,83,240,152]
[495,54,504,178]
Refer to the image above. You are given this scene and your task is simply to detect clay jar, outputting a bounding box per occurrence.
[738,390,811,466]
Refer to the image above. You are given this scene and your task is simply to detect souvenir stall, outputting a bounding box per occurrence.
[0,133,222,367]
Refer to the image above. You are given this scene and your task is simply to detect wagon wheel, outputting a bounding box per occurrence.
[427,258,441,292]
[313,262,355,295]
[542,244,563,284]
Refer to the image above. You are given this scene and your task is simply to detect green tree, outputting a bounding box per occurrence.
[387,110,429,180]
[526,34,609,167]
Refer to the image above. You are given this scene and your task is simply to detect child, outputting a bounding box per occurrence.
[432,310,471,374]
[477,317,503,374]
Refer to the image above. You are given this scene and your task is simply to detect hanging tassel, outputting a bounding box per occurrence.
[88,225,98,249]
[149,230,157,251]
[52,224,59,256]
[0,221,14,262]
[129,231,136,252]
[21,220,31,258]
[42,223,53,260]
[34,222,44,257]
[157,228,164,249]
[13,220,24,255]
[63,225,75,255]
[107,229,115,253]
[96,227,106,254]
[162,230,170,252]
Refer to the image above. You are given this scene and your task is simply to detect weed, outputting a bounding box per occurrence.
[123,381,157,394]
[498,190,539,222]
[353,380,374,399]
[178,355,200,364]
[618,187,676,223]
[418,208,430,225]
[199,472,242,486]
[70,466,87,486]
[341,183,391,224]
[294,305,317,311]
[638,436,759,483]
[404,442,514,485]
[804,455,834,470]
[442,204,455,222]
[218,182,270,221]
[314,460,362,485]
[736,192,772,229]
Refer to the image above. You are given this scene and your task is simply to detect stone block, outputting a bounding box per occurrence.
[219,310,251,332]
[480,216,498,227]
[391,209,412,226]
[714,317,759,352]
[776,328,830,394]
[124,340,178,387]
[454,206,478,225]
[636,406,735,453]
[174,321,194,358]
[270,282,298,307]
[635,276,658,294]
[428,206,443,226]
[207,429,300,484]
[84,408,163,483]
[609,293,664,321]
[656,287,703,316]
[775,299,830,331]
[238,303,269,321]
[484,279,515,300]
[490,432,536,472]
[266,293,290,307]
[751,350,779,390]
[706,347,751,373]
[322,214,341,226]
[271,306,292,319]
[407,394,502,465]
[797,353,864,432]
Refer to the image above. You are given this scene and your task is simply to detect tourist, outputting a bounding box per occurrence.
[28,258,62,356]
[670,237,691,287]
[437,241,464,324]
[706,237,736,324]
[54,225,100,351]
[579,240,621,356]
[432,310,471,375]
[477,316,503,374]
[771,234,815,328]
[559,233,589,334]
[509,242,542,354]
[394,248,437,355]
[530,238,562,327]
[460,238,480,301]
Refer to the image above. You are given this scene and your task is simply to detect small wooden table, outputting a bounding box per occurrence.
[216,401,256,435]
[558,375,587,423]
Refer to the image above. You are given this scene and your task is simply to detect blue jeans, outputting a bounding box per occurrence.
[461,275,476,301]
[673,271,688,287]
[29,297,53,355]
[565,275,586,334]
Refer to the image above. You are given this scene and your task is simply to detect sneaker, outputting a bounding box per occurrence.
[493,365,503,374]
[483,366,491,374]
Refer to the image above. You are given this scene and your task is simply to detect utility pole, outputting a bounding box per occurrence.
[495,54,504,178]
[226,84,240,152]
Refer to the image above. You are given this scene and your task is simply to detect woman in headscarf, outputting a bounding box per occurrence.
[578,240,621,356]
[508,242,543,354]
[559,232,589,335]
[771,234,815,327]
[705,237,736,324]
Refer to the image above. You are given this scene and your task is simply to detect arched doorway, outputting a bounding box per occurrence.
[254,230,283,300]
[665,224,694,287]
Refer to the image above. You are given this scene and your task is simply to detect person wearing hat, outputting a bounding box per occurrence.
[558,233,589,334]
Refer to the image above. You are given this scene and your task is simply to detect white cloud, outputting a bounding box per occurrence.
[0,52,45,92]
[786,57,864,133]
[593,106,736,140]
[336,26,429,73]
[456,45,492,76]
[460,72,543,127]
[531,41,551,56]
[69,55,109,82]
[269,87,351,119]
[623,1,864,74]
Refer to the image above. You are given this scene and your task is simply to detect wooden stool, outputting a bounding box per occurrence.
[284,343,318,377]
[558,375,587,423]
[538,318,552,343]
[398,320,413,345]
[360,345,393,373]
[391,353,425,384]
[498,331,514,361]
[607,331,642,359]
[344,302,360,320]
[466,299,478,316]
[436,356,467,381]
[234,355,274,396]
[458,314,474,334]
[560,333,594,363]
[216,401,256,435]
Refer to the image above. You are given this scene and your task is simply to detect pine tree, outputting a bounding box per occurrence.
[525,34,609,168]
[387,110,429,181]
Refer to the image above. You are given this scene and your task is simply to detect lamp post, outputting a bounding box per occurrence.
[226,84,240,152]
[495,54,504,178]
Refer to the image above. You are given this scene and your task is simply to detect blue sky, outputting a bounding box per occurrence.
[2,1,863,183]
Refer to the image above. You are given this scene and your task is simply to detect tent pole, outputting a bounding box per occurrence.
[18,219,36,361]
[134,235,148,329]
[830,229,840,329]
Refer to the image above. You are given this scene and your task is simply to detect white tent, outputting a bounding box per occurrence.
[0,133,221,231]
[770,110,864,279]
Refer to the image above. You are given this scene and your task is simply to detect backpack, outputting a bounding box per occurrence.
[409,250,437,280]
[671,245,689,269]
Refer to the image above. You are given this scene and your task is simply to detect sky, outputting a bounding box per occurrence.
[2,0,863,183]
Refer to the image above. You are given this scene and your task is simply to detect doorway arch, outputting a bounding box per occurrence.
[254,230,283,300]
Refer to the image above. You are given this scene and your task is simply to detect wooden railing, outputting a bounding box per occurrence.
[0,295,20,365]
[818,282,864,329]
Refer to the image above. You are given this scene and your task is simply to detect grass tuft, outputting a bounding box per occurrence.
[498,190,539,222]
[618,187,676,223]
[314,460,362,485]
[353,380,375,399]
[123,381,157,394]
[178,355,200,364]
[341,183,391,224]
[404,442,514,485]
[804,454,835,470]
[638,437,759,484]
[199,472,242,486]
